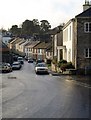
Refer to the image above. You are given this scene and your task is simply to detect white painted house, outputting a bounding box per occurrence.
[63,19,75,63]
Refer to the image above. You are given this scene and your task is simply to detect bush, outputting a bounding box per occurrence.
[58,60,75,72]
[66,62,75,69]
[58,59,67,67]
[59,59,67,64]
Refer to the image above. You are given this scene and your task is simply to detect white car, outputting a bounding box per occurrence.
[35,63,49,74]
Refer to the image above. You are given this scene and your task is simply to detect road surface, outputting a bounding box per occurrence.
[1,61,90,118]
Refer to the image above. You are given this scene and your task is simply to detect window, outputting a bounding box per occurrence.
[29,48,30,51]
[84,48,91,58]
[84,22,91,32]
[69,26,71,40]
[38,49,40,53]
[27,48,28,51]
[63,28,68,41]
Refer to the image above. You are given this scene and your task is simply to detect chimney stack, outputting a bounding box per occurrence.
[83,0,91,11]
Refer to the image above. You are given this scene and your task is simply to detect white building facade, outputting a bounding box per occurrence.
[63,19,75,64]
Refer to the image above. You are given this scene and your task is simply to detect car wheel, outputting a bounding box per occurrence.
[35,71,38,74]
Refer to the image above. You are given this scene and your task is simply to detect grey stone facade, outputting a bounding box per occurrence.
[74,9,91,74]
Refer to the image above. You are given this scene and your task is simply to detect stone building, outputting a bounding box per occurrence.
[63,1,91,74]
[75,5,91,74]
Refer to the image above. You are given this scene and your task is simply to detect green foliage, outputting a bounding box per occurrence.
[40,20,51,32]
[10,25,21,36]
[9,19,51,38]
[47,64,51,68]
[21,20,34,36]
[1,29,7,34]
[65,62,75,69]
[58,59,67,67]
[57,60,75,72]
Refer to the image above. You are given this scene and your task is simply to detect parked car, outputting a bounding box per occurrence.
[24,56,28,61]
[12,62,22,70]
[35,63,49,74]
[13,55,18,61]
[17,57,24,64]
[36,59,44,64]
[0,63,12,73]
[28,58,33,63]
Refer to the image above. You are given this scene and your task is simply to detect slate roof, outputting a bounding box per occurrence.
[0,40,10,52]
[46,45,52,52]
[19,40,26,45]
[76,7,91,17]
[25,41,40,48]
[34,42,51,49]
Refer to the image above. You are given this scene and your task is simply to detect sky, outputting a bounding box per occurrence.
[0,0,85,30]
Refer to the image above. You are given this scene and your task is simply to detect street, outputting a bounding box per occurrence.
[1,61,90,118]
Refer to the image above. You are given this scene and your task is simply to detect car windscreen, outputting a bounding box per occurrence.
[18,58,23,60]
[36,64,46,67]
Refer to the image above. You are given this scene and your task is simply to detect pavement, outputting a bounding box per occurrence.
[50,71,91,87]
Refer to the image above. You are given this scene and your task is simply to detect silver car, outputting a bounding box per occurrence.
[12,61,22,70]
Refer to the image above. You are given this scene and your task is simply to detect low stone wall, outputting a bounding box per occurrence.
[51,63,61,72]
[51,63,56,72]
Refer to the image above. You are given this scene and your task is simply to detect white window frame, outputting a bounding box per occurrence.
[84,48,91,58]
[84,22,91,33]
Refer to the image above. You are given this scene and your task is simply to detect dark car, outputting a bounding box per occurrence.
[36,59,44,64]
[28,58,33,63]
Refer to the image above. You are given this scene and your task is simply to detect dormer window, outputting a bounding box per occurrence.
[84,22,91,32]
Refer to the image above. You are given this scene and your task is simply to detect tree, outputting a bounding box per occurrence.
[33,19,39,26]
[10,25,21,36]
[21,19,34,36]
[32,19,40,35]
[40,20,51,32]
[1,29,7,34]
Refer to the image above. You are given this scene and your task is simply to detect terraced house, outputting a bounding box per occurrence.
[33,42,51,61]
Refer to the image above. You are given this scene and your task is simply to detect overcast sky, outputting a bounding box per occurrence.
[0,0,85,30]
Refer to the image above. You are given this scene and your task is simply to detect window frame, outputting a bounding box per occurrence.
[84,48,91,58]
[84,22,91,33]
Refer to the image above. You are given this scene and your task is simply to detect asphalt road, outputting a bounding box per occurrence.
[1,61,91,118]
